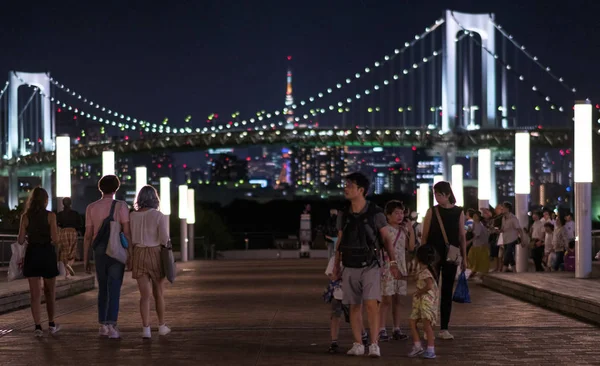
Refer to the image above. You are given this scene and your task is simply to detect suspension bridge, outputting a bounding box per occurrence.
[0,10,588,209]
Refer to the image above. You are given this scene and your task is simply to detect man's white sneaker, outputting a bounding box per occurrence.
[99,324,109,337]
[107,325,120,339]
[346,342,365,356]
[142,326,151,339]
[49,324,61,335]
[438,330,454,340]
[158,324,171,336]
[34,328,43,338]
[368,343,381,358]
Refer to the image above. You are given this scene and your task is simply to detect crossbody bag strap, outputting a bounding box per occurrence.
[108,200,118,222]
[434,207,450,246]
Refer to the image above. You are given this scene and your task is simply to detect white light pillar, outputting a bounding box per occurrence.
[56,135,71,211]
[187,188,196,261]
[478,149,492,210]
[514,132,530,273]
[574,101,593,278]
[417,183,430,223]
[102,150,115,176]
[451,164,464,207]
[135,166,147,194]
[159,177,171,232]
[178,185,188,262]
[433,175,444,205]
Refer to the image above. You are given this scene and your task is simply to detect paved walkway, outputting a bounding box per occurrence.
[1,260,600,365]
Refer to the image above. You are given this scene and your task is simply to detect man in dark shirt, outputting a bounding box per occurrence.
[56,197,82,278]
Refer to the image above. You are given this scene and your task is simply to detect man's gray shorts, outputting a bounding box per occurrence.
[342,263,381,305]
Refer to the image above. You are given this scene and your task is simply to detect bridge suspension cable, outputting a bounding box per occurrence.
[490,18,577,94]
[234,18,446,128]
[48,77,166,129]
[449,13,568,116]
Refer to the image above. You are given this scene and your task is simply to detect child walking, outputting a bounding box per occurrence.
[324,256,369,352]
[379,200,414,341]
[408,245,439,359]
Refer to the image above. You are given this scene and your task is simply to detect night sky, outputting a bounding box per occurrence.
[1,0,598,130]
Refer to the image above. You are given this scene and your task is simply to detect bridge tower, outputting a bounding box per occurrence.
[441,10,499,133]
[6,72,55,209]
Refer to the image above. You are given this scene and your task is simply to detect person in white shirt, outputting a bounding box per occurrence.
[498,202,524,272]
[130,185,171,339]
[564,213,575,242]
[530,212,546,272]
[543,223,555,269]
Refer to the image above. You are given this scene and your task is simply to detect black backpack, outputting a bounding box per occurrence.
[337,203,383,268]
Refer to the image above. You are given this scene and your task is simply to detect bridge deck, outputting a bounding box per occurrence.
[0,259,599,365]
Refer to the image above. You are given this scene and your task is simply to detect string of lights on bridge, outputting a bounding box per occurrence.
[47,76,161,130]
[490,18,577,94]
[450,14,568,114]
[234,18,446,128]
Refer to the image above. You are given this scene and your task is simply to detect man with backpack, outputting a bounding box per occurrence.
[332,172,400,358]
[83,175,132,339]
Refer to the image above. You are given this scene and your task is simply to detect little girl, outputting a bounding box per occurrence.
[408,245,439,359]
[379,200,414,342]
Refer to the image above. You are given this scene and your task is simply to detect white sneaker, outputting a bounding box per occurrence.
[368,343,381,358]
[346,342,365,356]
[99,324,109,337]
[49,324,61,335]
[107,325,120,339]
[142,326,151,339]
[158,324,171,336]
[438,330,454,340]
[34,329,43,338]
[408,344,424,357]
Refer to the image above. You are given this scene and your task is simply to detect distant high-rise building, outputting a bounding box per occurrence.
[291,146,345,190]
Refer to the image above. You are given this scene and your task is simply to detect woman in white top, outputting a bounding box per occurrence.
[131,185,171,339]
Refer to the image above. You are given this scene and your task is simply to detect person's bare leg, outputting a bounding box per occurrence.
[330,316,341,341]
[136,276,152,327]
[151,278,166,325]
[42,278,56,322]
[378,295,391,332]
[364,299,380,344]
[349,304,363,344]
[28,278,42,325]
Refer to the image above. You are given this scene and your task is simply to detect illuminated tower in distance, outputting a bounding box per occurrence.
[284,56,295,129]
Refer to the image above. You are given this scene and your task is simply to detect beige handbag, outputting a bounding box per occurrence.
[434,207,462,266]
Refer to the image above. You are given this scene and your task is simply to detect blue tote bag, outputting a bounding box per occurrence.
[452,271,471,303]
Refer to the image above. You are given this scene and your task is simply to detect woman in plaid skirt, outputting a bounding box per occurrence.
[130,185,171,339]
[57,197,83,278]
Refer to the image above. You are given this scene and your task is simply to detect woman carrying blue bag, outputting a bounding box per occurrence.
[420,181,468,340]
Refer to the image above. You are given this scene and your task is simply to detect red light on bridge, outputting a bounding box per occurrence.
[168,164,172,168]
[395,158,400,162]
[566,149,571,154]
[38,138,42,143]
[183,164,187,169]
[596,104,600,109]
[157,164,162,168]
[73,116,77,120]
[246,157,251,161]
[373,169,377,173]
[287,56,292,61]
[411,146,417,151]
[214,114,219,118]
[57,108,62,113]
[125,136,129,140]
[537,125,543,129]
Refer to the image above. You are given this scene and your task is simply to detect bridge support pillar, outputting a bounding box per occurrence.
[441,148,455,182]
[514,193,529,273]
[180,219,188,262]
[188,224,195,261]
[42,168,53,211]
[7,166,18,210]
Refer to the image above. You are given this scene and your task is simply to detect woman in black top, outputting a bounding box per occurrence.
[421,181,467,340]
[17,187,61,337]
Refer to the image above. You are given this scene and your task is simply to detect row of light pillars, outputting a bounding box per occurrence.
[416,100,593,278]
[56,145,197,262]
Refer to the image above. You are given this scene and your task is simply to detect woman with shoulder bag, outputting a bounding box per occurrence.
[420,181,467,340]
[130,185,172,339]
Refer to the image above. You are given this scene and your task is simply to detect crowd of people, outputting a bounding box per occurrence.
[323,171,578,359]
[16,175,172,339]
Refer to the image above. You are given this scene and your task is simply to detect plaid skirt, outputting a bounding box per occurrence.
[58,228,78,262]
[132,245,164,281]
